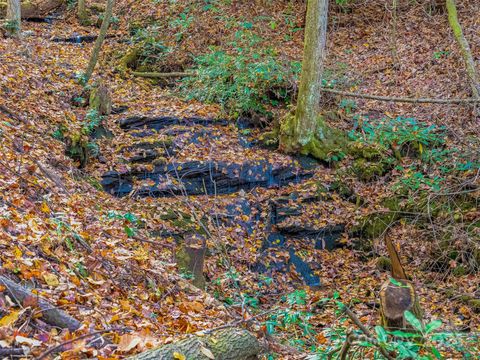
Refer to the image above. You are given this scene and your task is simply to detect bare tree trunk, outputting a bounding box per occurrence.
[446,0,480,100]
[84,0,114,83]
[6,0,21,37]
[78,0,89,25]
[278,0,345,160]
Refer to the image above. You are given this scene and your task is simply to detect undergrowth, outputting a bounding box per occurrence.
[181,27,301,120]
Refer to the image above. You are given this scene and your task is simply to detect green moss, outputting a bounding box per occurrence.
[468,299,480,313]
[85,176,103,190]
[279,113,347,161]
[347,141,384,160]
[376,256,392,272]
[352,158,387,181]
[452,265,467,277]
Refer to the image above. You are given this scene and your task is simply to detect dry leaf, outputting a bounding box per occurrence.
[0,310,21,327]
[43,273,59,287]
[200,346,215,359]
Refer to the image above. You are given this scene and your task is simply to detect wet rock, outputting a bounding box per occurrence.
[101,160,312,198]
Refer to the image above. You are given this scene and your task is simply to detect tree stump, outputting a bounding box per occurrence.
[89,80,112,115]
[379,279,422,331]
[176,234,207,289]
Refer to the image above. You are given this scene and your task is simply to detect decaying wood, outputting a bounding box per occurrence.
[132,71,193,79]
[322,88,480,104]
[176,234,207,289]
[379,236,422,330]
[128,328,262,360]
[0,275,81,331]
[0,348,25,357]
[0,0,62,19]
[89,80,112,115]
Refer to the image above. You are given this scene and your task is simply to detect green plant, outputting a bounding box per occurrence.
[106,211,139,237]
[67,0,77,10]
[182,28,301,118]
[4,20,20,32]
[308,299,479,359]
[168,10,194,42]
[349,117,445,158]
[128,25,172,71]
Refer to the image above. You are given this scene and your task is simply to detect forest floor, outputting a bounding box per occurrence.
[0,0,479,359]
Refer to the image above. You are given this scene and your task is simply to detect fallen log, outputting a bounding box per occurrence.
[132,71,193,79]
[0,0,62,19]
[128,328,262,360]
[0,275,81,331]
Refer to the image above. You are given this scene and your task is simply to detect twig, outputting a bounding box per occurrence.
[196,307,279,335]
[0,348,25,356]
[339,331,353,360]
[36,328,125,360]
[132,71,193,79]
[342,306,395,360]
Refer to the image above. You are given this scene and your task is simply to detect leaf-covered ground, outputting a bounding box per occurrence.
[0,0,479,358]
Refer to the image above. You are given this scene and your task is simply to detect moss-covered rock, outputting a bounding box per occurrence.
[352,158,387,181]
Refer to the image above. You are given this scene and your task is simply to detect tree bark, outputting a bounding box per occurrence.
[78,0,89,25]
[128,328,262,360]
[84,0,114,83]
[278,0,345,160]
[0,275,81,331]
[446,0,480,100]
[6,0,21,37]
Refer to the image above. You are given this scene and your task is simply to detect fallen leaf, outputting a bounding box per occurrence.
[117,334,142,352]
[43,273,59,287]
[15,335,42,347]
[173,351,186,360]
[0,310,21,327]
[201,346,215,359]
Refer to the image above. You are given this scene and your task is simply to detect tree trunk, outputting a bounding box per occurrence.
[84,0,114,83]
[6,0,21,37]
[446,0,480,100]
[128,328,262,360]
[278,0,345,160]
[78,0,89,25]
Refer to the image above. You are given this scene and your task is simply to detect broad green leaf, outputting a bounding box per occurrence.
[425,319,442,334]
[375,325,388,343]
[404,311,423,332]
[431,346,443,359]
[124,226,136,238]
[390,330,422,338]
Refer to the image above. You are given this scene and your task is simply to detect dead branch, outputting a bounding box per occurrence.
[132,71,193,79]
[0,275,81,331]
[321,88,480,104]
[342,305,395,360]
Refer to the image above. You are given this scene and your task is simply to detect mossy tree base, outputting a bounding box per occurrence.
[278,113,346,161]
